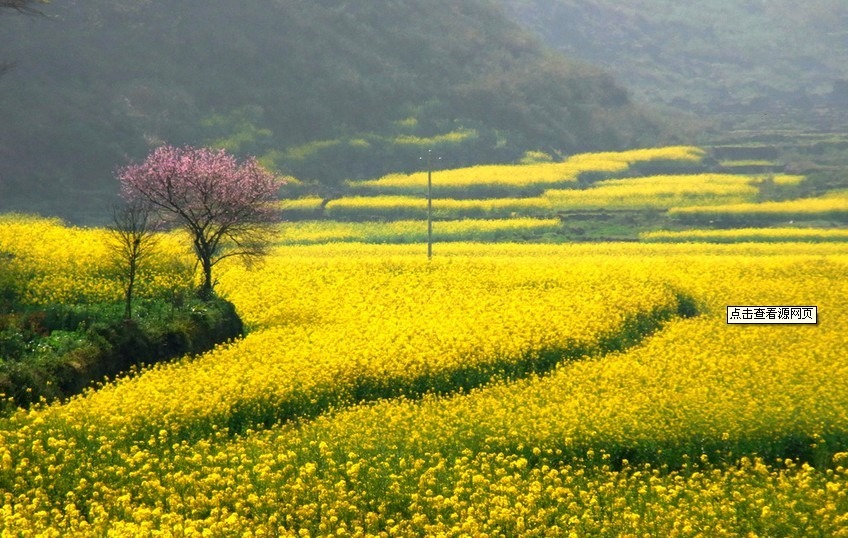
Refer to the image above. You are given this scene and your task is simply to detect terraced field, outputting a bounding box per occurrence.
[283,144,846,244]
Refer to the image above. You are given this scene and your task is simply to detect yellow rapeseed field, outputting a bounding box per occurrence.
[669,191,848,223]
[0,214,194,305]
[0,214,124,304]
[1,216,847,536]
[565,145,706,166]
[349,145,704,193]
[349,161,619,192]
[545,173,798,211]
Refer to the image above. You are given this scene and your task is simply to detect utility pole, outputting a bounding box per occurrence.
[427,149,433,259]
[422,149,440,259]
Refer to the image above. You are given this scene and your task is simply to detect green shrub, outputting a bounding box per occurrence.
[0,297,244,411]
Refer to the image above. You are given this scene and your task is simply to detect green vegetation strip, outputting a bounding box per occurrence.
[275,219,563,244]
[641,228,848,243]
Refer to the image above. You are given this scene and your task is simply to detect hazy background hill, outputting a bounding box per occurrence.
[0,0,669,222]
[500,0,848,128]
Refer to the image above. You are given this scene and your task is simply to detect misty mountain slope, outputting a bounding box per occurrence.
[0,0,668,221]
[500,0,848,115]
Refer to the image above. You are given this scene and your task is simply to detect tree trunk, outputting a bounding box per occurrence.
[124,256,137,319]
[124,280,134,319]
[199,256,214,301]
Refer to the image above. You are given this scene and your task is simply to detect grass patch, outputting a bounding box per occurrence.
[641,227,848,243]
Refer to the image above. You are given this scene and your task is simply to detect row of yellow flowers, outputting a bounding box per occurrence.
[544,173,787,211]
[4,438,845,537]
[669,190,848,224]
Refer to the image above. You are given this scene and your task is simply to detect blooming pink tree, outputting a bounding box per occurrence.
[118,145,283,299]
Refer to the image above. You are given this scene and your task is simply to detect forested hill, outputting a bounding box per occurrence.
[500,0,848,125]
[0,0,667,222]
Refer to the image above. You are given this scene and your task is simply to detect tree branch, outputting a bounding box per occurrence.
[0,0,48,16]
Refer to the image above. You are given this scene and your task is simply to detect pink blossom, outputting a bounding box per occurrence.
[118,145,284,298]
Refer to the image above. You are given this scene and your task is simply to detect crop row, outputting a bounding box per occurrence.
[669,191,848,226]
[641,227,848,243]
[283,173,800,221]
[345,145,705,197]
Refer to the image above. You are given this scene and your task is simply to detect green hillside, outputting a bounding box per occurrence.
[0,0,668,222]
[501,0,848,126]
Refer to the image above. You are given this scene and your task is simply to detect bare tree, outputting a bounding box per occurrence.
[0,0,46,14]
[1,0,48,76]
[108,201,158,320]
